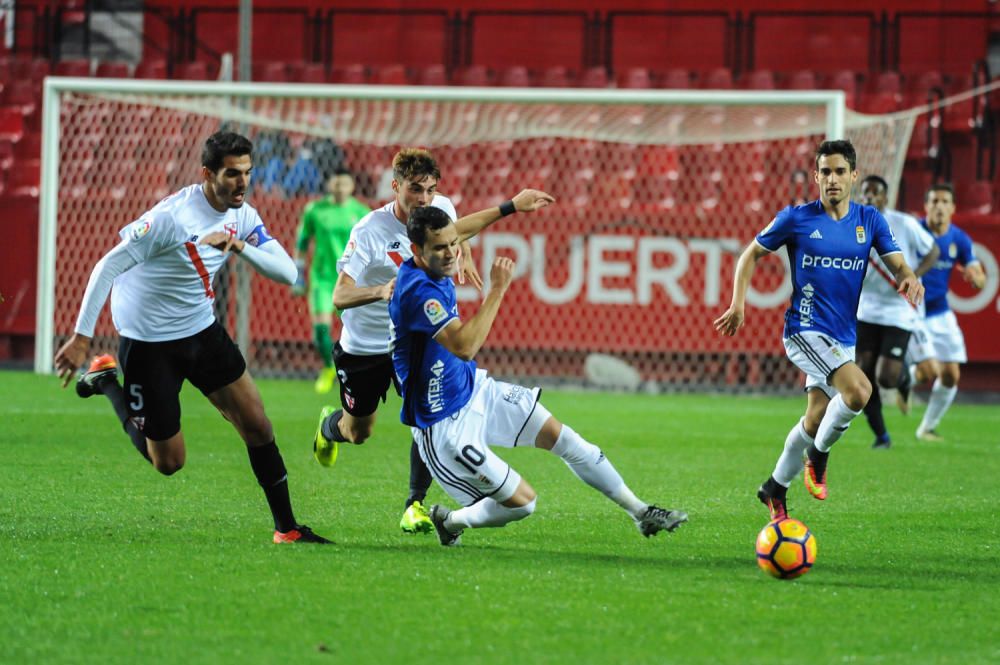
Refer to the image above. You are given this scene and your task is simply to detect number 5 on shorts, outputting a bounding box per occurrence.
[129,384,144,411]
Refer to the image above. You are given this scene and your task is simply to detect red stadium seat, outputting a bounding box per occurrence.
[135,59,168,79]
[54,59,91,77]
[0,139,14,170]
[784,70,818,90]
[578,67,608,88]
[298,63,326,83]
[701,67,733,89]
[374,64,408,85]
[617,67,651,89]
[16,58,50,82]
[865,71,901,96]
[538,66,571,88]
[453,65,491,87]
[956,181,993,215]
[660,68,692,89]
[9,158,41,197]
[253,62,290,82]
[415,64,448,86]
[498,66,531,87]
[175,61,210,81]
[744,69,776,90]
[330,63,367,84]
[95,62,131,78]
[825,69,859,108]
[0,107,24,141]
[4,81,37,117]
[15,132,41,160]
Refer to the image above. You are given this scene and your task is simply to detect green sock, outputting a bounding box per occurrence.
[313,323,333,367]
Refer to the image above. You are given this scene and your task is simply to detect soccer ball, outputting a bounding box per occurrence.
[755,518,817,579]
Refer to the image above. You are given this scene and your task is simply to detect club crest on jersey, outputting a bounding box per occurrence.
[423,299,448,325]
[855,226,866,244]
[224,222,238,237]
[130,219,152,241]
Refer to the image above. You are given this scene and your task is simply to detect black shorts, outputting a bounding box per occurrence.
[856,321,911,360]
[118,321,247,441]
[333,341,399,417]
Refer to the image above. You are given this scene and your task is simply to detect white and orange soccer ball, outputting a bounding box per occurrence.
[755,518,817,580]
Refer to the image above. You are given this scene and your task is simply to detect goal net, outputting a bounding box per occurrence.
[37,80,915,392]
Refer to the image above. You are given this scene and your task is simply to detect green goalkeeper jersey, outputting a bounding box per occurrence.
[296,196,370,282]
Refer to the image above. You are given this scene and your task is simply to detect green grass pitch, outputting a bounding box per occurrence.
[2,370,997,664]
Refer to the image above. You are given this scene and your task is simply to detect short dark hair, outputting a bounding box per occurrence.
[407,205,452,248]
[815,139,857,171]
[202,131,253,172]
[925,182,955,201]
[393,148,440,183]
[861,174,889,192]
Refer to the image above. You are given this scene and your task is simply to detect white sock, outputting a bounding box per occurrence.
[550,425,644,518]
[815,394,861,452]
[446,497,536,530]
[920,378,958,432]
[772,418,814,487]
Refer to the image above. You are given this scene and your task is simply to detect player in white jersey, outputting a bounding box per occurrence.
[311,148,554,534]
[715,140,923,521]
[54,132,331,545]
[855,175,939,449]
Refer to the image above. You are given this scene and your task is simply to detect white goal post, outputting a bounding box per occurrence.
[38,78,912,392]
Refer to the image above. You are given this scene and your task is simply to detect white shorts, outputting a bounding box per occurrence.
[923,310,967,364]
[411,369,546,507]
[783,331,856,399]
[904,318,936,365]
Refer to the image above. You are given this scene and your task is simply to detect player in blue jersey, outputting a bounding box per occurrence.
[389,206,688,546]
[908,184,986,441]
[714,140,924,521]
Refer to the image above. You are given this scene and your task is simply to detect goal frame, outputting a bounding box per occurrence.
[36,77,846,373]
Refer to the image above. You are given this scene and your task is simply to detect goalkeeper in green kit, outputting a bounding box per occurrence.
[293,168,370,393]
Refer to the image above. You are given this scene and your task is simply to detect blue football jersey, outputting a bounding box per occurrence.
[389,259,475,428]
[918,220,977,318]
[757,200,900,345]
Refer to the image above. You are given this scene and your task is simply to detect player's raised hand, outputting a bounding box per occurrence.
[378,278,396,301]
[489,257,516,292]
[54,333,91,387]
[897,275,925,307]
[456,244,484,291]
[512,189,555,213]
[200,231,244,254]
[713,305,745,337]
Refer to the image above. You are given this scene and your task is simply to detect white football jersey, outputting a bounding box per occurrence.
[337,195,457,355]
[110,184,275,341]
[857,208,936,331]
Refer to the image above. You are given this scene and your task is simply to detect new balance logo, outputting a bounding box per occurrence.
[810,229,823,239]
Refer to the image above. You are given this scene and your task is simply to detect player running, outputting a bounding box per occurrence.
[312,148,554,534]
[907,184,986,441]
[715,140,923,521]
[292,168,370,394]
[855,175,939,449]
[54,131,331,545]
[389,205,687,546]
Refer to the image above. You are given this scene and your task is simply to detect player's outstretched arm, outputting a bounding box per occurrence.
[434,257,515,361]
[54,242,139,386]
[913,242,940,278]
[714,240,770,337]
[333,271,395,310]
[456,240,483,291]
[200,232,297,285]
[962,261,987,289]
[454,189,555,242]
[882,252,924,307]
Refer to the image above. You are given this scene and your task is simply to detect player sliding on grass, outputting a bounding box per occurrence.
[312,148,554,535]
[383,205,687,546]
[54,131,331,545]
[715,140,923,521]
